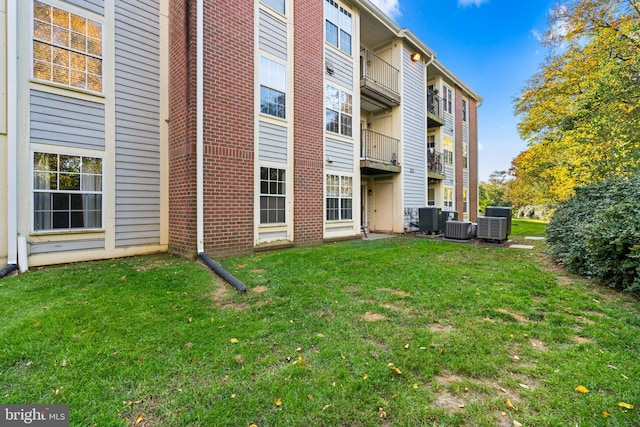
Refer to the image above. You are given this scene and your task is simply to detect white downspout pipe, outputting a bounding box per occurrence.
[196,0,204,254]
[6,0,18,267]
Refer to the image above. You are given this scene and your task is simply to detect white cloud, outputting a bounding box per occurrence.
[531,29,543,43]
[369,0,401,19]
[458,0,489,7]
[478,142,484,152]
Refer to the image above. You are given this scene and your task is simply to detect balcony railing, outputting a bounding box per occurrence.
[427,150,445,179]
[360,48,401,110]
[427,89,445,128]
[361,129,399,170]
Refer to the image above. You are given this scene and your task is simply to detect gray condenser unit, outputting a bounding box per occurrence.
[418,207,440,233]
[445,220,473,240]
[477,217,507,241]
[484,206,512,236]
[438,210,458,232]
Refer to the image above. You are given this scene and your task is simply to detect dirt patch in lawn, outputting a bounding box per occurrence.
[252,285,269,294]
[529,338,549,351]
[361,312,386,322]
[495,308,531,323]
[211,277,247,311]
[429,323,455,332]
[379,288,411,298]
[572,335,594,345]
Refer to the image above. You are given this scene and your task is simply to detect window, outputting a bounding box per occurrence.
[325,0,352,55]
[443,136,453,166]
[462,99,467,122]
[463,189,468,214]
[463,141,468,169]
[261,0,285,14]
[260,56,286,119]
[428,188,435,206]
[442,85,452,114]
[260,167,286,224]
[325,85,352,137]
[33,152,102,231]
[444,187,453,209]
[326,174,352,221]
[33,1,102,92]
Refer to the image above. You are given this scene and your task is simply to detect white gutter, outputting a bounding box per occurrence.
[196,0,204,254]
[6,0,18,266]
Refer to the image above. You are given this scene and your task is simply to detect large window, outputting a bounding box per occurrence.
[261,0,285,14]
[260,56,286,119]
[443,187,453,209]
[33,152,102,231]
[260,167,286,224]
[325,85,352,137]
[33,1,102,92]
[443,136,453,166]
[325,0,352,55]
[326,174,352,221]
[442,85,452,114]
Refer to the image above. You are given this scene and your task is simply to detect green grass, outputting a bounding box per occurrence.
[510,218,547,237]
[1,220,638,426]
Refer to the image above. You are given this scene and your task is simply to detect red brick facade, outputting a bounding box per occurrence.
[168,0,197,258]
[293,0,325,246]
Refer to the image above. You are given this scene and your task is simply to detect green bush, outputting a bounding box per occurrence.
[546,176,640,296]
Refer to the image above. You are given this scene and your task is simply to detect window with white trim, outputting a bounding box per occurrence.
[443,136,453,166]
[33,152,102,231]
[443,187,453,209]
[325,0,352,55]
[260,167,286,224]
[260,56,286,119]
[261,0,285,14]
[33,1,103,92]
[463,140,468,169]
[326,174,352,221]
[442,85,452,114]
[462,99,467,122]
[325,85,352,137]
[463,188,468,214]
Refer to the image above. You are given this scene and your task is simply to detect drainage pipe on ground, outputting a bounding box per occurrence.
[199,252,247,292]
[0,264,18,279]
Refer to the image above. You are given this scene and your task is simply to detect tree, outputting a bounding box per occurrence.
[479,170,511,213]
[513,0,640,205]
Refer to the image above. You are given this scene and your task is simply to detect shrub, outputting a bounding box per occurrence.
[546,176,640,296]
[515,205,554,221]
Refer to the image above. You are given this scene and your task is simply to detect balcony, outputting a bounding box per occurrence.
[360,129,401,174]
[427,90,445,128]
[427,150,446,180]
[360,48,401,112]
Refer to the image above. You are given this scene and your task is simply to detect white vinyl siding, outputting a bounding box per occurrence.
[114,0,161,247]
[258,122,287,163]
[258,9,287,60]
[326,137,354,172]
[325,49,353,89]
[402,48,426,208]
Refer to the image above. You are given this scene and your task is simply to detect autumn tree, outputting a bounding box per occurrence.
[513,0,640,205]
[478,170,512,213]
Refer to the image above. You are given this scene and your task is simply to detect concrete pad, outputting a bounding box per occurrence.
[510,244,535,250]
[524,236,545,240]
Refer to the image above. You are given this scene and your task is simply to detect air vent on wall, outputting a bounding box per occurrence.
[477,217,507,241]
[325,59,334,76]
[445,221,473,240]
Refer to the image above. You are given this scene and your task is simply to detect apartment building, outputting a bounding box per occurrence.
[1,0,480,270]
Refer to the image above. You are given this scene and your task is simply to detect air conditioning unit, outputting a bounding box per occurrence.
[477,217,507,241]
[418,207,440,233]
[438,210,458,232]
[445,220,473,240]
[485,206,512,236]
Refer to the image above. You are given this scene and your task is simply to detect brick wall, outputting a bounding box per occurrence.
[201,0,255,257]
[469,98,479,221]
[168,0,197,258]
[293,0,325,246]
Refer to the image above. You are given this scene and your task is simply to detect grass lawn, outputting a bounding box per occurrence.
[1,220,639,426]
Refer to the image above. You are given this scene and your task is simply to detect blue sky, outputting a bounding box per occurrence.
[370,0,559,181]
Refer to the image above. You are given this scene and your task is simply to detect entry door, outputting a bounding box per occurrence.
[373,182,393,232]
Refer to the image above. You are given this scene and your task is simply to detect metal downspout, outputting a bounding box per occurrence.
[194,1,246,292]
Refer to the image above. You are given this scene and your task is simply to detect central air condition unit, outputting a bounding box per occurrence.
[445,220,473,240]
[438,210,458,232]
[485,206,512,236]
[418,207,440,233]
[477,217,507,241]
